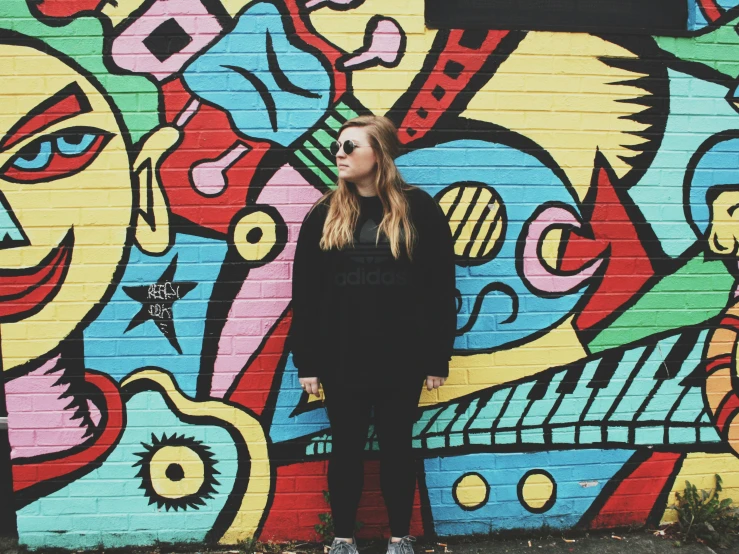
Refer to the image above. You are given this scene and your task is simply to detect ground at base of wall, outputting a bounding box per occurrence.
[0,530,720,554]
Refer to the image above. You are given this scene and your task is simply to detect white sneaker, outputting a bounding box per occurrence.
[387,536,415,554]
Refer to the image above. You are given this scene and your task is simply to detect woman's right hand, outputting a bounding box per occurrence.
[299,377,320,397]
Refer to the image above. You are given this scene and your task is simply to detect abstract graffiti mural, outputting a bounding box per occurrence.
[6,0,739,547]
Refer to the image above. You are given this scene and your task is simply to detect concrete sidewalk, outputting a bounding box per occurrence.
[0,532,725,554]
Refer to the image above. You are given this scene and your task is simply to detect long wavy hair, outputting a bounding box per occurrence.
[318,115,416,260]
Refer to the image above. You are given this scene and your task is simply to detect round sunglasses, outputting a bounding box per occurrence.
[329,139,369,156]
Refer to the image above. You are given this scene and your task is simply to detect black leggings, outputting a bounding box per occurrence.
[322,379,422,538]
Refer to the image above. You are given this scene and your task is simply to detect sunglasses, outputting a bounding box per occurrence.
[329,139,368,156]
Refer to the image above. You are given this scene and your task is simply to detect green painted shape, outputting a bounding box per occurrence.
[325,116,343,132]
[655,17,739,79]
[0,0,160,143]
[335,101,359,122]
[295,150,335,185]
[588,253,734,353]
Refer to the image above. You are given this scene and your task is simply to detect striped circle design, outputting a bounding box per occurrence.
[436,182,506,265]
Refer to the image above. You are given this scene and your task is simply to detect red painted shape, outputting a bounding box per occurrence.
[715,393,739,433]
[591,451,682,528]
[561,155,655,332]
[3,91,84,150]
[260,461,425,540]
[699,0,723,23]
[159,80,271,235]
[397,30,510,145]
[34,0,106,18]
[705,354,732,375]
[259,461,330,541]
[12,370,123,492]
[227,310,292,416]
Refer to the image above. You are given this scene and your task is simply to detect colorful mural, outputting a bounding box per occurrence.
[6,0,739,547]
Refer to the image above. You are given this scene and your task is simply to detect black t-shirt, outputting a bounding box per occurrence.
[290,187,456,388]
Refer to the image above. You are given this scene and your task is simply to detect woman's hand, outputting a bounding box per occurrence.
[299,377,321,397]
[426,376,446,391]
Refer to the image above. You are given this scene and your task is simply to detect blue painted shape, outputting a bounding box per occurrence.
[689,137,739,235]
[584,345,647,421]
[268,351,330,443]
[17,389,239,549]
[424,449,635,535]
[83,233,227,397]
[183,1,331,146]
[673,387,710,422]
[630,69,739,256]
[639,330,707,423]
[396,140,583,353]
[608,334,680,425]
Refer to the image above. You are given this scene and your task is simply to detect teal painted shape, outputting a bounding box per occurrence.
[522,370,567,428]
[638,329,707,422]
[548,359,600,425]
[17,389,240,549]
[584,345,647,421]
[629,69,739,257]
[608,334,680,425]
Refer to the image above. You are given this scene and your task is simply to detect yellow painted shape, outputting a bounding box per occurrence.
[121,370,271,543]
[233,209,279,262]
[661,453,739,524]
[149,445,206,498]
[437,184,505,260]
[221,0,252,17]
[100,0,148,27]
[454,473,489,510]
[520,472,555,510]
[420,316,586,406]
[541,228,563,271]
[463,33,653,202]
[133,126,179,256]
[708,190,739,256]
[0,45,132,370]
[308,0,436,114]
[706,327,737,359]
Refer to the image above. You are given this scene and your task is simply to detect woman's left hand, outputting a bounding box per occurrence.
[426,376,446,391]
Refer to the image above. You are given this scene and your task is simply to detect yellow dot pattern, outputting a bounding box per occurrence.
[453,473,489,510]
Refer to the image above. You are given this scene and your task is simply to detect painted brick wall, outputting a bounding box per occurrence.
[3,0,739,548]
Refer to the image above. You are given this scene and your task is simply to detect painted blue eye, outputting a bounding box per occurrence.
[56,133,96,156]
[12,140,52,170]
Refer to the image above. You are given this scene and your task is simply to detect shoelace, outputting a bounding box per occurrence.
[393,536,416,554]
[331,541,356,554]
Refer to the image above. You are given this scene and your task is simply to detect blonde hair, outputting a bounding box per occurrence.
[318,115,416,260]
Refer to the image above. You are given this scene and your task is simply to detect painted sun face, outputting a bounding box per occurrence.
[0,44,132,370]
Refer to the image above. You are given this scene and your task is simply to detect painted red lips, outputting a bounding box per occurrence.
[0,229,74,322]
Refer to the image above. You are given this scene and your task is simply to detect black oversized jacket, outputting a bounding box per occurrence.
[290,187,456,387]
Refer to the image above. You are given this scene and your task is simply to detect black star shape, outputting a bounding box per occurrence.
[122,254,197,354]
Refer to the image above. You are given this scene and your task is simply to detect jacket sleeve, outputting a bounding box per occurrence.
[289,202,327,379]
[418,193,457,378]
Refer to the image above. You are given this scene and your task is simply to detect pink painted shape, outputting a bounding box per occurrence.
[176,98,201,128]
[210,163,323,397]
[523,206,603,294]
[6,356,93,459]
[111,0,222,81]
[342,18,403,69]
[191,142,250,196]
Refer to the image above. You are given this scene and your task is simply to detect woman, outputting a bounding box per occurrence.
[290,115,456,554]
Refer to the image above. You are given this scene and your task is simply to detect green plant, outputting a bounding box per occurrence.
[314,490,363,543]
[671,474,739,548]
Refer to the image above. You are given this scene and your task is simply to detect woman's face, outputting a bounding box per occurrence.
[335,127,378,187]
